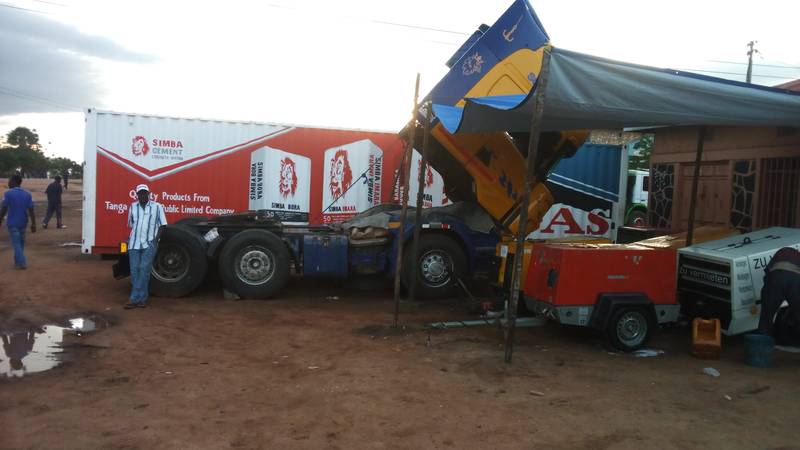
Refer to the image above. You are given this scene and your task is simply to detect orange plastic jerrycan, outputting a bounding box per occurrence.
[692,318,721,359]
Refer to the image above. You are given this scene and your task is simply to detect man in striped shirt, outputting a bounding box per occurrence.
[125,184,167,309]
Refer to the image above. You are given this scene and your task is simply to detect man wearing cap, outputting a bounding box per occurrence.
[125,184,167,309]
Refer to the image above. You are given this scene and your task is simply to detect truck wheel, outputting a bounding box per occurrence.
[626,210,647,227]
[402,234,467,299]
[218,229,289,299]
[607,306,653,351]
[150,225,208,298]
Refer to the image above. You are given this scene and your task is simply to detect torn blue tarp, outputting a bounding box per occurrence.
[433,47,800,133]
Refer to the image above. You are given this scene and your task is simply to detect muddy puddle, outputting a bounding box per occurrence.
[0,314,110,378]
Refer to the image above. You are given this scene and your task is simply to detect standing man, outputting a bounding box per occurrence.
[43,175,64,229]
[62,170,69,190]
[125,184,167,309]
[0,174,36,269]
[758,247,800,337]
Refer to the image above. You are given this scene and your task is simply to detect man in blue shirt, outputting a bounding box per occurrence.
[0,174,37,269]
[125,183,167,309]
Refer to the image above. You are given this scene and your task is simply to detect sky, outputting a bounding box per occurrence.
[1,0,799,163]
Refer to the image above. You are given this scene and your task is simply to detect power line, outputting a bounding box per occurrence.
[369,19,469,36]
[0,85,82,111]
[0,2,51,14]
[26,0,67,6]
[677,68,799,80]
[263,3,470,36]
[708,60,800,70]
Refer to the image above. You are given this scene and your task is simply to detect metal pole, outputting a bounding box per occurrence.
[393,73,421,328]
[746,40,757,84]
[685,126,706,247]
[504,47,553,364]
[408,103,433,302]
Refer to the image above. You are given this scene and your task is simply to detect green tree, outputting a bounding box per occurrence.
[6,127,41,150]
[0,147,21,176]
[3,127,49,177]
[48,156,82,178]
[628,135,653,171]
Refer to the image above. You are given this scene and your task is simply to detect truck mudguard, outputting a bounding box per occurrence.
[588,293,654,332]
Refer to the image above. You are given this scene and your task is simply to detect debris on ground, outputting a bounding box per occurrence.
[742,385,770,396]
[529,390,545,396]
[633,348,665,358]
[325,296,339,301]
[222,289,241,300]
[702,367,721,378]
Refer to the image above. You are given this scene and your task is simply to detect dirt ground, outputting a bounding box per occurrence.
[1,178,799,450]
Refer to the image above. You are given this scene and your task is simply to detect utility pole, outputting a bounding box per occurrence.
[746,40,758,83]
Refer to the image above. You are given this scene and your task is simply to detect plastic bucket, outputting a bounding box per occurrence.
[744,334,775,368]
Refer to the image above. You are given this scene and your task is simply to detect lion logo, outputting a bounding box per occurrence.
[131,136,149,157]
[279,157,298,198]
[462,52,484,76]
[328,149,353,200]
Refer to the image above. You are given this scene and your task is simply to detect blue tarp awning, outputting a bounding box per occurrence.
[433,47,800,134]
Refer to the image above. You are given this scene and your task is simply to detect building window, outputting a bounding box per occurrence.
[757,157,800,228]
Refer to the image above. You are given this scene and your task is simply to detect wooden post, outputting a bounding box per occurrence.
[393,73,421,328]
[504,48,552,364]
[685,126,706,247]
[408,103,433,302]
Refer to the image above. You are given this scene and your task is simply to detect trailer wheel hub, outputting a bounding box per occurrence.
[236,246,274,285]
[420,251,449,287]
[616,310,647,347]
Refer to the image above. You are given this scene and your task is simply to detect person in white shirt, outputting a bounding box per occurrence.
[125,184,167,309]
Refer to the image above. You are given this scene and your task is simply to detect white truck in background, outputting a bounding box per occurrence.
[625,169,649,227]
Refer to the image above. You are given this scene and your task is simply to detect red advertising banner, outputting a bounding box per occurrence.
[82,110,407,253]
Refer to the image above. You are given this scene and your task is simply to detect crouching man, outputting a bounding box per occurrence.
[125,184,167,309]
[758,247,800,336]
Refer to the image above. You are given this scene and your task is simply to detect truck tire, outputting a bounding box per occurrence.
[402,234,467,299]
[606,306,653,351]
[150,225,208,298]
[218,229,289,299]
